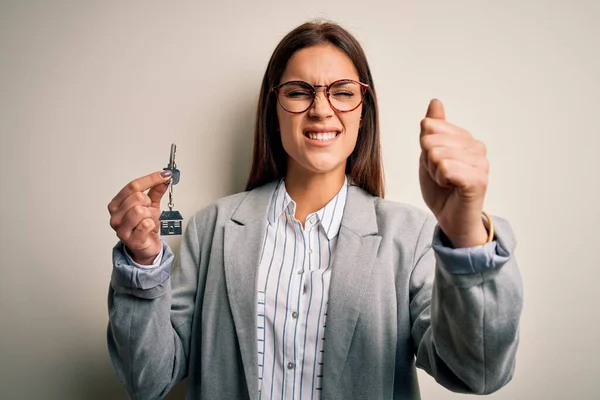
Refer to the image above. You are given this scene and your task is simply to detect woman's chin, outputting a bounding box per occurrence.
[298,160,346,177]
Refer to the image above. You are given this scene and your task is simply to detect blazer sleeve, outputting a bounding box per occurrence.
[409,214,523,394]
[106,208,212,400]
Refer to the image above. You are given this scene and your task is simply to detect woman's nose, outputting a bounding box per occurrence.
[309,88,334,118]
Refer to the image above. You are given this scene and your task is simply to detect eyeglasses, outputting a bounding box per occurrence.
[272,79,369,114]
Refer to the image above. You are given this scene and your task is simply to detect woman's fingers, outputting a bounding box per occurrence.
[108,170,171,214]
[126,219,159,253]
[115,205,153,243]
[423,146,489,176]
[107,171,172,263]
[109,191,151,230]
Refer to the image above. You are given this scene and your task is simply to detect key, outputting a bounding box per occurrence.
[163,143,180,185]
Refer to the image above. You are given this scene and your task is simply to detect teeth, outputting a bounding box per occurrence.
[307,132,338,141]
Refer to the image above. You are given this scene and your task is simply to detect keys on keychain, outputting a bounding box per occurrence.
[159,143,183,236]
[163,143,180,185]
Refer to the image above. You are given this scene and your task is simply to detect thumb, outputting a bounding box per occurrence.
[426,98,446,120]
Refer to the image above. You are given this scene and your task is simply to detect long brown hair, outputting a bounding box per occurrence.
[245,21,385,198]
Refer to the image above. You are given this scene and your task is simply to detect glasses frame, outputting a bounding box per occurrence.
[272,79,369,114]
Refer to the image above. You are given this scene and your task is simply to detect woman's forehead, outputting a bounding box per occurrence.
[280,44,360,84]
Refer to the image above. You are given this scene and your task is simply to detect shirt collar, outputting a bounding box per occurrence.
[267,176,348,240]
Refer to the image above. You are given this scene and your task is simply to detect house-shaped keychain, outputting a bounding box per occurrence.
[159,142,183,236]
[159,209,183,235]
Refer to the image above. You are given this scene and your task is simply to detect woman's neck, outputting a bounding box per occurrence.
[284,167,346,226]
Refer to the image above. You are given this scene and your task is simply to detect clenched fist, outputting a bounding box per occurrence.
[108,170,173,264]
[419,99,489,248]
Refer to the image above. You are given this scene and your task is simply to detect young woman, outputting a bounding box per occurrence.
[107,21,522,400]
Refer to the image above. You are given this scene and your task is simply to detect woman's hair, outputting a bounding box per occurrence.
[245,20,385,198]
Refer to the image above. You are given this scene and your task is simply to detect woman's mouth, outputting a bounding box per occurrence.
[304,131,341,141]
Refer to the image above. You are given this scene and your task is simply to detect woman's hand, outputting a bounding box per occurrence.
[108,170,172,264]
[419,99,489,248]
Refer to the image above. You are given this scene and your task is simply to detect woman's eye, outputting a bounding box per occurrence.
[286,90,312,98]
[331,91,355,98]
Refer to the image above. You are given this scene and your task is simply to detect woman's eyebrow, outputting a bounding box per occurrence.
[282,77,358,85]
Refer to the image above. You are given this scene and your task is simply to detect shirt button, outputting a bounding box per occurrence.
[292,311,298,319]
[310,216,316,224]
[287,362,295,370]
[297,269,304,275]
[308,249,313,255]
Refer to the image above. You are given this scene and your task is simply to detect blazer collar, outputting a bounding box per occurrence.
[230,180,279,225]
[341,183,379,237]
[231,180,378,237]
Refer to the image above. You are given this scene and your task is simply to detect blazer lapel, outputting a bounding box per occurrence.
[223,181,278,400]
[322,184,381,398]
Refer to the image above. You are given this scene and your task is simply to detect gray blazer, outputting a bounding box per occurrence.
[107,181,523,400]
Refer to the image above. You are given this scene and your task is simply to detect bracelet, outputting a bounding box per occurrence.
[481,210,495,243]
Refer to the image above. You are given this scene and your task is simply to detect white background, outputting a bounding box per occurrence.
[1,1,598,398]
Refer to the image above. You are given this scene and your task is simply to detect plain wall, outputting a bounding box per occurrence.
[1,0,598,399]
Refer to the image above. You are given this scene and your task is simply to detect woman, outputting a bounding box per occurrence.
[107,21,522,400]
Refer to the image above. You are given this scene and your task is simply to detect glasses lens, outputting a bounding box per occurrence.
[278,82,314,113]
[329,81,363,112]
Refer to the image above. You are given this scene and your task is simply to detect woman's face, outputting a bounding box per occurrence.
[276,44,362,179]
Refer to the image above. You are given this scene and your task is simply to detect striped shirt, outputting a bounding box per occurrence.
[256,177,348,400]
